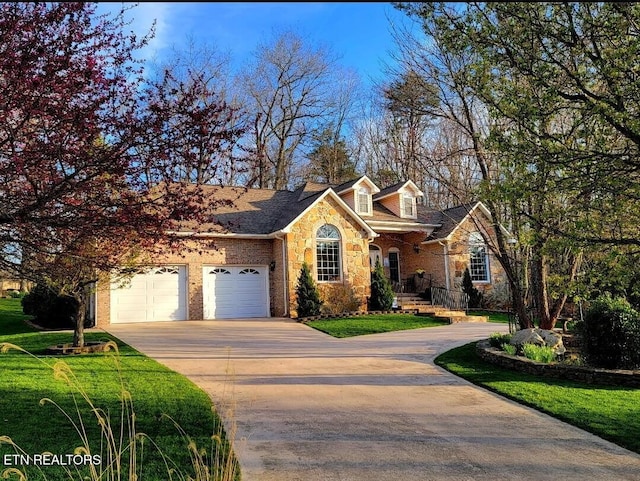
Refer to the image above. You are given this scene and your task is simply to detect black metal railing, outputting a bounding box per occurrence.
[430,287,469,311]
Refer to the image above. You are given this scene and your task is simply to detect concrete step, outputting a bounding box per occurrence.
[415,309,489,323]
[446,315,489,323]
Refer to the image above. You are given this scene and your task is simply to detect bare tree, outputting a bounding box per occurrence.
[239,29,338,190]
[141,39,248,185]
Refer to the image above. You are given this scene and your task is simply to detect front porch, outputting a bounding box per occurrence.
[393,290,488,324]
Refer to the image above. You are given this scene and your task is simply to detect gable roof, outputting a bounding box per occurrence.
[333,175,380,195]
[174,183,376,238]
[373,180,423,200]
[422,201,511,243]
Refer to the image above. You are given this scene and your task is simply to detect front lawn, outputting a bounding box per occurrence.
[435,342,640,454]
[306,313,448,338]
[0,298,238,481]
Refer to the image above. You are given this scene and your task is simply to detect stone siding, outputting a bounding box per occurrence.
[445,214,505,296]
[286,195,371,317]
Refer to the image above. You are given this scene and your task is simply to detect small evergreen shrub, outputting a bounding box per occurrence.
[295,262,323,318]
[21,284,81,329]
[501,343,517,356]
[369,259,394,311]
[580,294,640,369]
[489,332,512,348]
[522,343,556,363]
[462,268,483,308]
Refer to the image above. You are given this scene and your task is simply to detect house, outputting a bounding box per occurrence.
[95,176,507,325]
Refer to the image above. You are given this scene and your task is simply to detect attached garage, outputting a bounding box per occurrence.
[203,265,270,319]
[110,266,188,323]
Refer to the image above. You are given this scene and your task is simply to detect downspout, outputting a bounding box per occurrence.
[275,233,289,317]
[439,241,451,290]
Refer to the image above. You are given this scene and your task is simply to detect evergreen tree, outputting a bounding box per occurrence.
[462,268,483,309]
[306,126,358,184]
[295,262,323,317]
[369,259,395,311]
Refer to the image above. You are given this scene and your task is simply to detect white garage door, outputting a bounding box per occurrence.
[203,266,269,319]
[111,266,187,323]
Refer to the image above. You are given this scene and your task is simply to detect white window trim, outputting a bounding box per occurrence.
[469,232,490,283]
[316,224,343,283]
[357,187,372,216]
[401,194,416,218]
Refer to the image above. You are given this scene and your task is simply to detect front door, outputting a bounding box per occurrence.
[388,251,400,285]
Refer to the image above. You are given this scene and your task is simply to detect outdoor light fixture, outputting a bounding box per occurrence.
[269,260,276,271]
[413,243,420,254]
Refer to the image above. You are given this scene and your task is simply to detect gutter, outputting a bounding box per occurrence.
[167,231,278,239]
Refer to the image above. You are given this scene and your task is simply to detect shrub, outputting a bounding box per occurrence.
[580,294,640,369]
[318,283,361,315]
[522,343,556,363]
[369,259,394,311]
[21,284,81,329]
[501,343,517,356]
[462,268,483,308]
[489,332,512,348]
[295,262,323,318]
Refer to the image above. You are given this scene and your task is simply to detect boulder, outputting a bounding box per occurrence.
[510,328,566,356]
[539,330,566,356]
[510,328,545,348]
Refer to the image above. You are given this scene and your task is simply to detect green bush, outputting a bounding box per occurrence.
[21,284,81,329]
[295,262,323,318]
[462,268,483,308]
[580,294,640,369]
[489,332,512,348]
[369,259,394,311]
[522,343,556,363]
[501,343,517,356]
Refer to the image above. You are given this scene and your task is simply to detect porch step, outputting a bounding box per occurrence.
[416,306,489,323]
[395,293,488,323]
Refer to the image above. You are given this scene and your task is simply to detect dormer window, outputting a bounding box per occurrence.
[357,187,372,215]
[402,194,415,218]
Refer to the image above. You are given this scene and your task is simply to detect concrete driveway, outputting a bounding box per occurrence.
[106,319,640,481]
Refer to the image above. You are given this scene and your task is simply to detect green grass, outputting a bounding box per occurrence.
[435,342,640,454]
[0,298,238,481]
[306,313,449,338]
[468,310,511,323]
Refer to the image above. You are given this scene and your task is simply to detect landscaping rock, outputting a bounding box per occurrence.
[510,328,566,355]
[539,330,566,356]
[510,328,545,348]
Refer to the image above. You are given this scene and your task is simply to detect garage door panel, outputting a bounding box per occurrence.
[111,266,187,323]
[203,266,269,319]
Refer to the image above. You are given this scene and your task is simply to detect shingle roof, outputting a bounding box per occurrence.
[177,185,304,235]
[175,181,480,238]
[372,181,407,200]
[424,202,478,241]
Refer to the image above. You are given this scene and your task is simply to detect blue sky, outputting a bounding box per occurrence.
[98,2,416,86]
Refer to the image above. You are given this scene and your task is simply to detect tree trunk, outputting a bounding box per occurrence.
[73,296,86,348]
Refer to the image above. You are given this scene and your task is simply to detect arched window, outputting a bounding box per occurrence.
[469,232,490,282]
[316,224,341,282]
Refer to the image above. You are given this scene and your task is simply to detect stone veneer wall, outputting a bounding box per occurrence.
[286,195,371,317]
[96,237,278,326]
[445,215,505,294]
[476,340,640,387]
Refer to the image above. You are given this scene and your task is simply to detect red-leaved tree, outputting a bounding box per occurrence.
[0,3,240,346]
